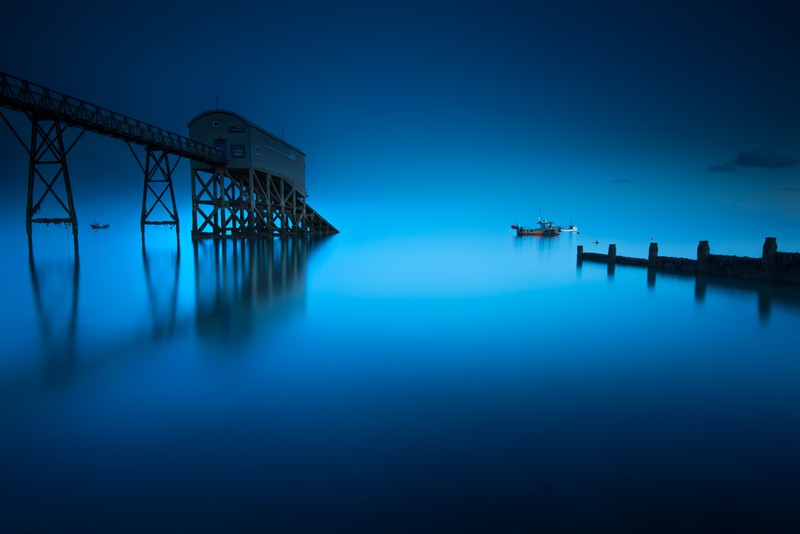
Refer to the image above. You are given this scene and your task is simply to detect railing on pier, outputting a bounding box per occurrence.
[1,70,338,243]
[0,71,225,165]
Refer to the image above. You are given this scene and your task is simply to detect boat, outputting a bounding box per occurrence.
[558,224,579,233]
[511,216,560,237]
[90,223,109,230]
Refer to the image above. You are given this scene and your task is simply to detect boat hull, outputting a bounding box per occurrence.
[511,219,561,237]
[514,227,559,237]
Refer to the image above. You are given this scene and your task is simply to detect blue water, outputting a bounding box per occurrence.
[1,225,799,533]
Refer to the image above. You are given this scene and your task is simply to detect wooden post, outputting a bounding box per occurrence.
[648,242,658,267]
[577,245,583,265]
[762,237,777,262]
[763,237,777,279]
[697,240,710,272]
[607,244,616,276]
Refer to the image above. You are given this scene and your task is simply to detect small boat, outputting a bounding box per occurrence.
[90,223,109,230]
[558,224,579,233]
[511,216,560,237]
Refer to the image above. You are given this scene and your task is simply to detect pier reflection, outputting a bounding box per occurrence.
[640,267,800,320]
[192,237,322,342]
[142,241,180,339]
[6,236,328,412]
[23,235,325,367]
[693,273,800,320]
[27,243,79,372]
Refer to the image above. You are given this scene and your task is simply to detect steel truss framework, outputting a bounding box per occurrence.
[0,70,223,242]
[0,71,224,165]
[191,167,338,238]
[129,144,181,233]
[1,70,338,242]
[1,110,186,241]
[21,116,83,236]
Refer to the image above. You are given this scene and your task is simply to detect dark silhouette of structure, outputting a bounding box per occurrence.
[0,71,337,246]
[578,238,800,285]
[188,110,337,238]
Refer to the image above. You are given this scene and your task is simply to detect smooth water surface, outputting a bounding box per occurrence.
[1,226,799,533]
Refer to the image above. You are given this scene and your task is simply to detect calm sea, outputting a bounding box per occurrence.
[1,225,799,533]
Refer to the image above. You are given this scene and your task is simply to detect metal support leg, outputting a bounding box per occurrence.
[190,167,337,240]
[130,145,181,236]
[26,116,83,239]
[192,167,228,239]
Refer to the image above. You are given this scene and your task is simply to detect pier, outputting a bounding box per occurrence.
[0,71,337,245]
[578,238,800,285]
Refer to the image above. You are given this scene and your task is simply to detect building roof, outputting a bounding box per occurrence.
[187,109,306,156]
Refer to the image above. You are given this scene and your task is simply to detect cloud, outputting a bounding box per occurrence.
[708,163,738,172]
[733,149,798,169]
[709,149,798,173]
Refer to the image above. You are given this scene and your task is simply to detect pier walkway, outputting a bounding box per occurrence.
[0,72,225,165]
[0,70,337,243]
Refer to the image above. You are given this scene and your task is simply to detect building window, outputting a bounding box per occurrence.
[255,145,262,156]
[265,136,297,161]
[212,120,220,128]
[231,144,246,159]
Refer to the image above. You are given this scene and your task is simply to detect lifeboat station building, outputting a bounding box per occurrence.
[188,110,337,238]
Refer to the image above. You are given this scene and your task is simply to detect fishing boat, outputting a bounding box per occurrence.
[558,224,579,233]
[90,223,109,230]
[511,217,560,237]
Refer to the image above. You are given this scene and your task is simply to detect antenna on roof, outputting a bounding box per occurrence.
[215,75,220,110]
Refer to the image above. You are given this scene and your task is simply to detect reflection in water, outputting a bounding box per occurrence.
[621,265,800,321]
[693,273,800,321]
[27,241,79,373]
[5,235,326,419]
[142,240,180,339]
[192,237,321,341]
[512,234,559,253]
[5,231,800,532]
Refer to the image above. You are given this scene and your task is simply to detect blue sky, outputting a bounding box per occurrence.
[1,0,799,247]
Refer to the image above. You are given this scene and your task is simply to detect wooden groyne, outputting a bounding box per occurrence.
[578,238,800,285]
